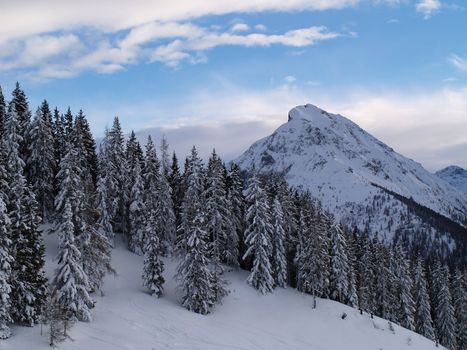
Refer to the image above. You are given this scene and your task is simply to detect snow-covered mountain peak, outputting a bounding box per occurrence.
[236,104,467,248]
[436,165,467,194]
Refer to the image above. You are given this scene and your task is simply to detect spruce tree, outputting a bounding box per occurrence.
[0,197,13,339]
[357,238,377,315]
[271,197,287,288]
[128,160,146,254]
[74,110,98,186]
[157,165,176,255]
[63,107,74,142]
[52,200,93,322]
[4,105,47,325]
[142,136,160,225]
[27,102,56,218]
[243,172,274,294]
[169,152,183,229]
[95,171,113,241]
[227,163,244,264]
[393,245,415,331]
[433,264,457,350]
[0,86,5,141]
[412,256,435,340]
[52,107,66,166]
[328,222,350,304]
[10,82,31,162]
[176,211,213,314]
[452,269,467,350]
[142,209,165,298]
[175,146,203,256]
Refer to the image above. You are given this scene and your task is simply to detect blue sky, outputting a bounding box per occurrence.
[0,0,466,170]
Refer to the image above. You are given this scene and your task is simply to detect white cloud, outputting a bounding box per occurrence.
[284,75,297,83]
[449,54,467,71]
[98,82,467,170]
[415,0,442,19]
[0,0,361,44]
[230,23,250,32]
[150,26,340,66]
[255,24,267,31]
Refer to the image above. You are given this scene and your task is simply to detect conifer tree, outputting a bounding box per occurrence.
[63,107,74,142]
[142,136,160,223]
[160,136,170,178]
[157,165,176,255]
[204,150,230,301]
[4,105,47,325]
[412,256,435,340]
[52,107,66,166]
[95,171,113,241]
[432,264,457,350]
[169,152,183,228]
[357,238,377,315]
[10,82,31,162]
[344,230,359,307]
[52,200,93,322]
[81,223,114,294]
[74,110,98,186]
[176,210,213,314]
[452,269,467,350]
[176,146,203,256]
[271,197,287,288]
[142,209,165,298]
[328,222,349,303]
[128,160,146,254]
[227,163,244,263]
[27,102,56,218]
[243,172,274,294]
[393,245,415,331]
[0,86,5,140]
[0,197,13,339]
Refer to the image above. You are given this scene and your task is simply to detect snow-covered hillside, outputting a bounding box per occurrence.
[236,104,467,244]
[436,166,467,194]
[4,232,442,350]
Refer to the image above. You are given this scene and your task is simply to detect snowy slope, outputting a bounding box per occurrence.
[4,232,442,350]
[436,166,467,194]
[235,104,467,242]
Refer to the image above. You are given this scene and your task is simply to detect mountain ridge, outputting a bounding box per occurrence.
[236,104,467,261]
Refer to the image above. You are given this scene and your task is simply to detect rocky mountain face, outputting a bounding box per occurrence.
[236,104,467,264]
[436,165,467,194]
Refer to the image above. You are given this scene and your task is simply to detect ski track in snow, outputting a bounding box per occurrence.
[3,232,444,350]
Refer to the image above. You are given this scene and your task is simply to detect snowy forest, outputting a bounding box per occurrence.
[0,83,465,350]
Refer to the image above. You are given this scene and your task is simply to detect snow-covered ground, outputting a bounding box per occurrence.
[4,231,443,350]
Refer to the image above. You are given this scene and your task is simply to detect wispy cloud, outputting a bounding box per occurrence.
[230,23,250,32]
[449,54,467,71]
[415,0,442,19]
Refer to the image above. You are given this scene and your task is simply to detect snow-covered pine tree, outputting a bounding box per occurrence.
[4,105,47,325]
[128,160,146,254]
[126,130,144,192]
[160,136,171,178]
[74,110,98,187]
[412,256,435,340]
[95,170,113,241]
[52,107,66,168]
[204,150,230,302]
[0,86,5,140]
[0,197,13,339]
[142,136,160,224]
[175,146,203,256]
[81,223,114,294]
[374,241,396,322]
[452,269,467,350]
[27,102,56,218]
[63,107,74,142]
[226,163,244,265]
[52,199,93,322]
[271,197,287,288]
[393,244,415,331]
[176,210,213,314]
[9,82,31,162]
[142,209,165,298]
[344,230,359,307]
[432,263,457,350]
[243,172,274,295]
[328,221,350,304]
[104,117,128,235]
[357,238,377,315]
[169,152,183,229]
[157,163,176,255]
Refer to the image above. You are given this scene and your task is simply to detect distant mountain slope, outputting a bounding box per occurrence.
[436,165,467,194]
[236,104,467,259]
[4,233,443,350]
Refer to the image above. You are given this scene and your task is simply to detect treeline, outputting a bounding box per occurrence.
[0,83,465,350]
